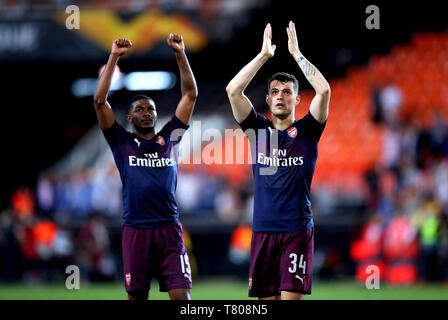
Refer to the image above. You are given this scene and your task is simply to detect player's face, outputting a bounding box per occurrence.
[266,81,299,120]
[128,99,157,133]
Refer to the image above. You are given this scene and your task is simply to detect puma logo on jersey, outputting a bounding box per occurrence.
[295,275,304,284]
[134,138,141,147]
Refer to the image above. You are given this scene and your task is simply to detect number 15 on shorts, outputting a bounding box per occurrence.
[288,253,306,275]
[180,253,192,281]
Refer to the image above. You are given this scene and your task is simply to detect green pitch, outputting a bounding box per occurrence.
[0,279,447,300]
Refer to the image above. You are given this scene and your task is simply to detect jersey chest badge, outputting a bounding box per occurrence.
[287,127,297,138]
[156,136,165,146]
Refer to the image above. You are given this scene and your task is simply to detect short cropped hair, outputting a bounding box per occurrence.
[267,72,299,95]
[127,94,154,113]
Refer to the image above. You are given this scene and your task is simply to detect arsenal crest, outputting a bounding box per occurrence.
[156,136,165,146]
[287,127,297,138]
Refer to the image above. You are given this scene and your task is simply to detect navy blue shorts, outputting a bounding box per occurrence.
[249,228,314,297]
[121,220,192,293]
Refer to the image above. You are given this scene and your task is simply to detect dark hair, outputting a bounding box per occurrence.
[267,72,299,94]
[127,94,154,112]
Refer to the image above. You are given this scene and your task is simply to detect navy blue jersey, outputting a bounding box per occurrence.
[239,108,326,233]
[102,115,188,229]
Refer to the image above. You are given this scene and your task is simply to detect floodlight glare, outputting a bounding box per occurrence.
[125,71,176,91]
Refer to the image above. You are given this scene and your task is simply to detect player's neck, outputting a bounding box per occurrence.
[134,130,155,140]
[272,115,295,130]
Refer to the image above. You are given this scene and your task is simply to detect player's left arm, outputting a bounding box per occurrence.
[167,33,198,125]
[287,21,330,124]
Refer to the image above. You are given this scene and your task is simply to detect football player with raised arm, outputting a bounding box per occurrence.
[226,21,330,300]
[94,34,197,300]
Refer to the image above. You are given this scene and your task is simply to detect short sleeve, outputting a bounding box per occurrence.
[238,108,271,132]
[158,115,190,144]
[101,121,128,149]
[301,112,327,141]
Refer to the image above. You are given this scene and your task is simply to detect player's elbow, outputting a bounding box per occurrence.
[225,84,241,97]
[319,86,331,97]
[93,96,106,109]
[225,84,234,95]
[185,89,198,102]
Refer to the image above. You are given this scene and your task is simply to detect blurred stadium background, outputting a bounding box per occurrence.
[1,0,448,299]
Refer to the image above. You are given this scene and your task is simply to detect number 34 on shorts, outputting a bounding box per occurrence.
[288,253,306,283]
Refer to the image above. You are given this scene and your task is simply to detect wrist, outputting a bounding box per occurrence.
[109,52,121,60]
[291,51,302,61]
[257,52,271,61]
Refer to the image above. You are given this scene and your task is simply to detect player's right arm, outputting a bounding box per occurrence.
[225,23,276,123]
[93,38,132,130]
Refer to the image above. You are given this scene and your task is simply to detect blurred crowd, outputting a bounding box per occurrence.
[350,83,448,285]
[0,183,118,284]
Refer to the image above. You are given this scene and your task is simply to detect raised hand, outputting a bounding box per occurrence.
[111,38,132,57]
[261,23,276,58]
[286,21,300,56]
[167,33,185,53]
